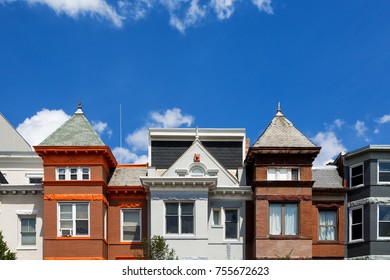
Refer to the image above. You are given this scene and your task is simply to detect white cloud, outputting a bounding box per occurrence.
[150,108,194,128]
[16,109,71,146]
[354,120,367,137]
[312,131,346,166]
[125,127,149,152]
[211,0,236,20]
[125,108,194,153]
[112,147,148,164]
[377,114,390,124]
[92,120,112,137]
[2,0,274,31]
[252,0,273,14]
[333,119,345,129]
[161,0,206,33]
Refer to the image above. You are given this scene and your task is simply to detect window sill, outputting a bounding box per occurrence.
[348,239,364,244]
[211,225,223,229]
[56,236,91,240]
[269,235,300,240]
[120,241,142,245]
[17,247,37,251]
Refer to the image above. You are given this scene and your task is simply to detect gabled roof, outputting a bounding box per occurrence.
[162,138,239,186]
[38,105,105,146]
[108,165,147,187]
[0,112,32,151]
[252,104,317,148]
[312,166,343,189]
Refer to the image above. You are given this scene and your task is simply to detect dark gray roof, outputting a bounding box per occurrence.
[0,171,8,184]
[39,106,105,146]
[252,107,317,148]
[108,166,147,186]
[312,167,343,189]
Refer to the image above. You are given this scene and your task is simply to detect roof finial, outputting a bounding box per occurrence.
[195,126,199,140]
[276,101,284,117]
[75,100,83,114]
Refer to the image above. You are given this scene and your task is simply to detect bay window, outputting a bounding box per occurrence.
[58,202,89,236]
[269,203,298,236]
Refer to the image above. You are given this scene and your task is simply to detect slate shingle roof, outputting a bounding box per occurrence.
[39,106,105,146]
[252,106,317,148]
[108,166,147,186]
[312,167,343,189]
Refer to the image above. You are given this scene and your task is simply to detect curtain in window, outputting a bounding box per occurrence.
[269,204,282,235]
[319,211,336,240]
[284,204,298,235]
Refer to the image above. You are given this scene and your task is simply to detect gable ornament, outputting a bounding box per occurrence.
[193,153,200,162]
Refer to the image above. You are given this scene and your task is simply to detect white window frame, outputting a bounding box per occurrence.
[165,202,195,235]
[121,208,142,242]
[267,168,300,181]
[350,163,364,188]
[224,208,239,240]
[378,160,390,184]
[58,202,90,237]
[377,204,390,240]
[56,167,90,181]
[18,215,37,249]
[349,205,364,243]
[318,209,338,241]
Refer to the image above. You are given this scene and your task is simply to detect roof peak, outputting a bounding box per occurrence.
[275,101,284,117]
[75,101,83,115]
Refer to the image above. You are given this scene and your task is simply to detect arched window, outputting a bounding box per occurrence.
[190,167,205,177]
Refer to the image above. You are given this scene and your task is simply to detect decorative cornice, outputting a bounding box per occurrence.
[44,194,108,205]
[118,202,144,208]
[256,194,312,201]
[348,197,390,207]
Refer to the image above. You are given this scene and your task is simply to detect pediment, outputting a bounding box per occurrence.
[162,139,239,186]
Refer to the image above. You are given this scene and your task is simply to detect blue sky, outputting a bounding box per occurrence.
[0,0,389,165]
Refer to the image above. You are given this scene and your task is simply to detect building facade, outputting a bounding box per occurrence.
[0,113,44,260]
[343,145,390,259]
[141,128,252,259]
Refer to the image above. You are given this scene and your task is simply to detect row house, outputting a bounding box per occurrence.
[0,113,44,260]
[341,145,390,259]
[245,105,345,259]
[1,104,354,259]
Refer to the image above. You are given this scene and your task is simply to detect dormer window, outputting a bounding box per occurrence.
[190,167,205,177]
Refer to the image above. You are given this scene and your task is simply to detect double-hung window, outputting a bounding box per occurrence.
[349,206,363,242]
[318,210,337,241]
[378,205,390,239]
[269,203,298,236]
[267,168,299,181]
[58,203,89,237]
[378,161,390,184]
[57,167,90,181]
[225,209,239,240]
[121,209,142,242]
[19,216,36,247]
[350,163,364,187]
[166,202,194,234]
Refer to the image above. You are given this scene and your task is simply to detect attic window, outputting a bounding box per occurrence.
[190,167,205,177]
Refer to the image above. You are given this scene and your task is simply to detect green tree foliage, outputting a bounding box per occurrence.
[0,230,17,260]
[140,235,177,260]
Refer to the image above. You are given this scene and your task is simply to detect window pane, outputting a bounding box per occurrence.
[76,204,88,219]
[379,206,390,221]
[292,169,299,181]
[319,211,336,240]
[278,169,289,180]
[320,211,336,226]
[351,175,363,187]
[352,165,363,176]
[213,210,220,225]
[22,232,36,246]
[181,216,194,234]
[269,204,282,235]
[379,173,390,182]
[123,210,139,225]
[352,208,362,223]
[60,221,73,229]
[29,178,42,184]
[76,220,89,235]
[166,203,178,215]
[21,218,36,232]
[352,224,362,240]
[123,226,141,241]
[166,217,178,234]
[379,162,390,172]
[379,222,390,237]
[285,204,298,235]
[60,205,72,219]
[225,210,238,239]
[181,203,193,215]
